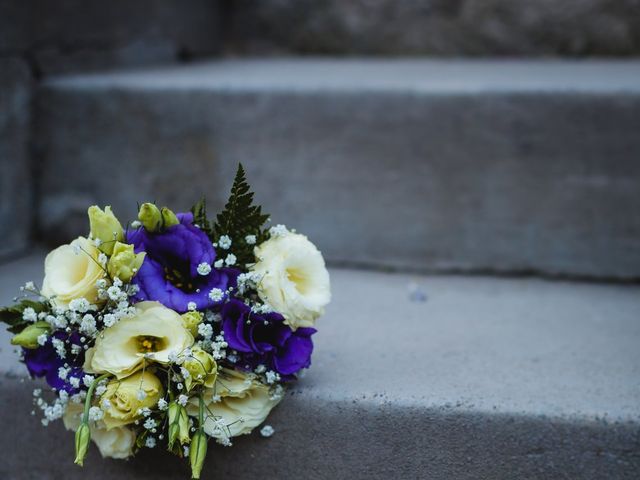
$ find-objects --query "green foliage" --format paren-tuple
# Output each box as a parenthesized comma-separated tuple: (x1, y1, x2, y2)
(212, 164, 270, 265)
(0, 299, 49, 334)
(190, 197, 212, 236)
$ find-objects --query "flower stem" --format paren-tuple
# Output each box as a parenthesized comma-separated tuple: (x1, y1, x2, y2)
(82, 373, 110, 423)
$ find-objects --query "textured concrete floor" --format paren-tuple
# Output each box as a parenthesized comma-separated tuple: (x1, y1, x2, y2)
(1, 252, 639, 478)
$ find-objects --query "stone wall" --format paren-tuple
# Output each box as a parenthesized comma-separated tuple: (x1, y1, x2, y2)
(225, 0, 640, 56)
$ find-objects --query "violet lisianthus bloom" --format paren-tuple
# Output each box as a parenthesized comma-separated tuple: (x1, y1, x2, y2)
(222, 299, 316, 378)
(127, 212, 238, 313)
(24, 331, 84, 393)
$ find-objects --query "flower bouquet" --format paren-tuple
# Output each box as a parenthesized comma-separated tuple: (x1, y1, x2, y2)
(0, 164, 331, 478)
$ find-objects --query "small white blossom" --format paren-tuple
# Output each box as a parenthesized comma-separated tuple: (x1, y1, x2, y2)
(101, 398, 111, 410)
(214, 259, 224, 269)
(131, 220, 142, 229)
(96, 279, 108, 289)
(211, 395, 221, 403)
(98, 253, 108, 266)
(187, 302, 197, 311)
(197, 263, 212, 276)
(180, 367, 191, 379)
(68, 298, 90, 313)
(260, 425, 275, 438)
(79, 314, 97, 336)
(265, 370, 280, 385)
(102, 313, 117, 328)
(218, 235, 232, 250)
(137, 390, 147, 401)
(58, 367, 70, 380)
(269, 224, 288, 237)
(157, 398, 168, 411)
(145, 436, 157, 448)
(178, 395, 189, 407)
(88, 406, 104, 421)
(208, 288, 224, 302)
(37, 334, 48, 346)
(22, 307, 37, 322)
(225, 254, 237, 266)
(245, 234, 256, 245)
(107, 286, 123, 301)
(143, 418, 157, 430)
(69, 377, 81, 388)
(82, 375, 95, 388)
(51, 338, 66, 359)
(198, 323, 213, 340)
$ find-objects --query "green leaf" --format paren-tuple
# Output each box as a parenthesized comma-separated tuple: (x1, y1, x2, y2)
(0, 299, 49, 334)
(190, 196, 211, 236)
(212, 163, 269, 265)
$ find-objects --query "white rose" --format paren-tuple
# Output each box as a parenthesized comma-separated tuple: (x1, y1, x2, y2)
(84, 301, 193, 378)
(41, 237, 107, 308)
(187, 369, 280, 440)
(63, 403, 135, 459)
(252, 231, 331, 330)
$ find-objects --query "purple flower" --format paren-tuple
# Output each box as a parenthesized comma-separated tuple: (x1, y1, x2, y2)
(222, 299, 315, 378)
(127, 212, 239, 313)
(23, 331, 84, 393)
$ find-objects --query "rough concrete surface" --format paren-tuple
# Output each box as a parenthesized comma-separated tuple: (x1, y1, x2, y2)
(35, 59, 640, 279)
(0, 253, 639, 478)
(0, 57, 32, 261)
(226, 0, 640, 56)
(0, 0, 221, 75)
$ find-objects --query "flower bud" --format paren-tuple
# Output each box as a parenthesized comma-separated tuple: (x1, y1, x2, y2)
(11, 321, 51, 349)
(183, 347, 217, 391)
(161, 207, 180, 228)
(190, 431, 208, 479)
(88, 206, 124, 255)
(74, 422, 91, 466)
(167, 402, 190, 449)
(107, 242, 145, 282)
(180, 311, 203, 337)
(138, 203, 162, 232)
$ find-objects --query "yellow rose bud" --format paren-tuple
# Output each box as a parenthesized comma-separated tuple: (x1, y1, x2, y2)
(183, 347, 217, 391)
(100, 371, 163, 429)
(107, 242, 145, 283)
(88, 206, 124, 255)
(138, 203, 162, 231)
(74, 422, 91, 466)
(11, 321, 51, 349)
(180, 311, 203, 337)
(168, 402, 190, 448)
(161, 207, 179, 228)
(190, 430, 208, 480)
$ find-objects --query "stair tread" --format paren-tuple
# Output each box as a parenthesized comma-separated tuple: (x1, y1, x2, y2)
(2, 253, 639, 423)
(44, 58, 640, 94)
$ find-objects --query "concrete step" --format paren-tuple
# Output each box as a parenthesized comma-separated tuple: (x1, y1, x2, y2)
(34, 59, 640, 279)
(1, 0, 221, 75)
(225, 0, 640, 56)
(1, 253, 639, 479)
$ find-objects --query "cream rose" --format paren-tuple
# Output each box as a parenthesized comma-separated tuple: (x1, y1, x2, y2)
(85, 301, 193, 378)
(187, 368, 281, 440)
(252, 230, 331, 330)
(63, 403, 136, 459)
(100, 371, 163, 429)
(41, 236, 107, 307)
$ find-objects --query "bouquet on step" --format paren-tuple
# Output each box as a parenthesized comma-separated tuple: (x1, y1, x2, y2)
(0, 164, 331, 478)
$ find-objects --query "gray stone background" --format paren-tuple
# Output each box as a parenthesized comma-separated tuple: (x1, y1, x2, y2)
(1, 2, 640, 479)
